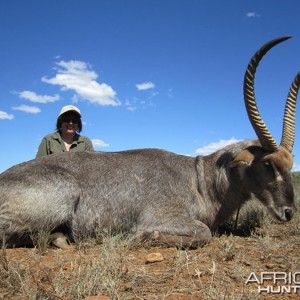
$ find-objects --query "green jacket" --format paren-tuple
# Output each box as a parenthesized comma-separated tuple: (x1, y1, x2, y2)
(36, 131, 94, 158)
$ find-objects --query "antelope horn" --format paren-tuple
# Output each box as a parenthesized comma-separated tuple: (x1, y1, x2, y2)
(244, 36, 292, 151)
(280, 71, 300, 152)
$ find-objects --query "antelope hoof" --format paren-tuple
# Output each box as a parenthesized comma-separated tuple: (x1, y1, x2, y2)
(49, 232, 70, 249)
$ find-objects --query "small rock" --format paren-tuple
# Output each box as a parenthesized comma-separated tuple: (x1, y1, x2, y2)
(145, 252, 164, 263)
(266, 263, 275, 269)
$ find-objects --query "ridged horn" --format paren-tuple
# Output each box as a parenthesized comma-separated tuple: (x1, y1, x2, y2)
(280, 71, 300, 152)
(244, 36, 292, 151)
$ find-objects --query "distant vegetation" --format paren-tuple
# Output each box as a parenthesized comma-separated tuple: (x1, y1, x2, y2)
(293, 172, 300, 202)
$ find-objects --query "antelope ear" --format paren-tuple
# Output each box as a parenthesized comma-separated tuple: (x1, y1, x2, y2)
(229, 150, 255, 168)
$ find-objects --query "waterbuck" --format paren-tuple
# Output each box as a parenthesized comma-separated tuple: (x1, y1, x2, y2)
(0, 36, 299, 248)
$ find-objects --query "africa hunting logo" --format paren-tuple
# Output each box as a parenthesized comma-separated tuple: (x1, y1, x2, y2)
(246, 272, 300, 294)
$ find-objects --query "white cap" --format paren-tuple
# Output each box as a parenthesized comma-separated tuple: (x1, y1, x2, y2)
(59, 105, 81, 117)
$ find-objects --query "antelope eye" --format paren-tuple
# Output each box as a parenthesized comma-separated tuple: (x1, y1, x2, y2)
(263, 160, 274, 171)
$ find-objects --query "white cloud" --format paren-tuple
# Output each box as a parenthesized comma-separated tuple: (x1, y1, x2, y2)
(136, 82, 155, 91)
(124, 95, 155, 111)
(42, 60, 120, 106)
(246, 12, 261, 18)
(196, 138, 241, 156)
(19, 90, 60, 103)
(12, 105, 41, 114)
(0, 111, 14, 120)
(125, 99, 137, 111)
(92, 139, 110, 148)
(292, 163, 300, 172)
(167, 88, 173, 98)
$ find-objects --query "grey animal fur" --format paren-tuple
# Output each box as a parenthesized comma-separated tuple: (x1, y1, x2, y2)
(0, 139, 295, 248)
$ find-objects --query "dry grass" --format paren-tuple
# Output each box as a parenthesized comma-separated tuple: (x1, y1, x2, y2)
(1, 226, 299, 299)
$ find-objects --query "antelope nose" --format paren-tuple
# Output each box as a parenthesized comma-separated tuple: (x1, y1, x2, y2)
(284, 208, 293, 221)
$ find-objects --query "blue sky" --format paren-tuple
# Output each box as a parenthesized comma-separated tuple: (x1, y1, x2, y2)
(1, 0, 300, 172)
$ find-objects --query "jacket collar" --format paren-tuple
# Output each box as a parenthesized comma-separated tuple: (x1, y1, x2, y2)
(53, 131, 83, 144)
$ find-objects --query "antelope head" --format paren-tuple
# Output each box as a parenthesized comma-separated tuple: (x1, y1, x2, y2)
(231, 36, 299, 222)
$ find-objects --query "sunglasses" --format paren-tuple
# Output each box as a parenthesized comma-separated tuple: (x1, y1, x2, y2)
(62, 118, 79, 124)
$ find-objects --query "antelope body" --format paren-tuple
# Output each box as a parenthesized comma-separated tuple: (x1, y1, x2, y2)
(0, 36, 299, 248)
